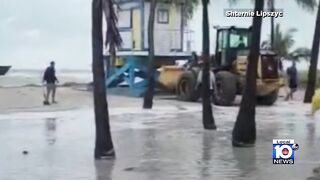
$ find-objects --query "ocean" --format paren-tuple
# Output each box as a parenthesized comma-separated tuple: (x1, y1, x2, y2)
(0, 59, 309, 88)
(0, 69, 92, 88)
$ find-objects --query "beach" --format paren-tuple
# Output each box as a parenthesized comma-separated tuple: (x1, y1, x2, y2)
(0, 69, 206, 114)
(0, 87, 90, 113)
(0, 68, 308, 113)
(0, 69, 92, 113)
(0, 84, 306, 114)
(2, 70, 320, 180)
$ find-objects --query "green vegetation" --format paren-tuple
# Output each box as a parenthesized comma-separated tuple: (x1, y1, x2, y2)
(262, 23, 311, 61)
(298, 70, 320, 88)
(289, 47, 311, 61)
(153, 0, 199, 23)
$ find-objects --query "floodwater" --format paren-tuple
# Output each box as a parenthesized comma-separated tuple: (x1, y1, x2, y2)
(0, 100, 320, 180)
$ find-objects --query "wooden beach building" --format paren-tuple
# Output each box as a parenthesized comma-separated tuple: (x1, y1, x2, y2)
(105, 0, 193, 96)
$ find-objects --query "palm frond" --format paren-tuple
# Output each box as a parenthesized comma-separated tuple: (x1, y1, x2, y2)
(227, 0, 242, 7)
(158, 0, 198, 22)
(288, 47, 311, 61)
(229, 0, 316, 12)
(261, 40, 272, 49)
(183, 0, 199, 21)
(102, 0, 122, 52)
(294, 0, 317, 12)
(269, 23, 298, 58)
(287, 28, 298, 34)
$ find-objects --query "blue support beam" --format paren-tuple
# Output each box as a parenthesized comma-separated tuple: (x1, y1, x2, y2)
(105, 55, 148, 97)
(106, 62, 131, 87)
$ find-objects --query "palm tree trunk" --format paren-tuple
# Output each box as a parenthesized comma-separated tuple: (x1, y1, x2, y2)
(92, 0, 114, 159)
(270, 17, 274, 48)
(201, 0, 216, 130)
(232, 0, 264, 146)
(269, 0, 275, 49)
(143, 0, 157, 109)
(304, 2, 320, 103)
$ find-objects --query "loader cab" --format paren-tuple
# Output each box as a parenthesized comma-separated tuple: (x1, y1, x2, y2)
(214, 26, 252, 70)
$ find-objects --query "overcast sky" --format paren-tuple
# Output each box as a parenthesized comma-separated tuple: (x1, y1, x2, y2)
(0, 0, 317, 70)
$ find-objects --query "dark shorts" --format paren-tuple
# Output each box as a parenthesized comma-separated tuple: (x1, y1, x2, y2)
(46, 83, 56, 93)
(289, 80, 298, 89)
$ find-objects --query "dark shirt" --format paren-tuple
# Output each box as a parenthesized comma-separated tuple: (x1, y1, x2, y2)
(43, 67, 57, 84)
(189, 54, 198, 66)
(279, 60, 283, 71)
(286, 66, 298, 88)
(238, 43, 245, 49)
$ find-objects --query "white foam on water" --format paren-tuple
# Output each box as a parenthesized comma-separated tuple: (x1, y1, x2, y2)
(0, 69, 92, 87)
(109, 106, 201, 116)
(0, 105, 202, 120)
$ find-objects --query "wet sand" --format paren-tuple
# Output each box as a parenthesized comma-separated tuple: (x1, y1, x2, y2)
(0, 87, 92, 113)
(0, 86, 199, 113)
(0, 86, 306, 113)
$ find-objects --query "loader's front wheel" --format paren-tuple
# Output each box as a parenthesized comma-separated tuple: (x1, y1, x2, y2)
(212, 71, 237, 106)
(257, 90, 278, 106)
(176, 71, 199, 102)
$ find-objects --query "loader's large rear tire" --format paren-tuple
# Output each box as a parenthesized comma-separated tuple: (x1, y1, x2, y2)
(176, 71, 199, 102)
(213, 71, 237, 106)
(257, 90, 278, 106)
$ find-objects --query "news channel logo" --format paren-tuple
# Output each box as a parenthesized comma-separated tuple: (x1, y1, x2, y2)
(273, 139, 299, 164)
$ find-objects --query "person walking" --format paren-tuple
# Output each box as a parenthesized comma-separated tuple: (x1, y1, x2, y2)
(196, 57, 217, 97)
(285, 61, 298, 101)
(43, 61, 59, 105)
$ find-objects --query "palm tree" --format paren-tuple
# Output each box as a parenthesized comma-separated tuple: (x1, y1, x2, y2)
(143, 0, 157, 109)
(262, 24, 297, 59)
(267, 0, 275, 48)
(230, 0, 315, 50)
(289, 47, 311, 61)
(232, 0, 264, 147)
(201, 0, 216, 130)
(92, 0, 122, 159)
(304, 1, 320, 103)
(273, 24, 297, 58)
(262, 25, 312, 62)
(267, 0, 315, 48)
(268, 0, 316, 49)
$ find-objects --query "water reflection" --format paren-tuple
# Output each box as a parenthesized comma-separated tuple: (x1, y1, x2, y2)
(45, 118, 56, 145)
(232, 146, 257, 178)
(306, 122, 316, 146)
(199, 131, 214, 179)
(140, 128, 161, 180)
(287, 122, 296, 134)
(94, 160, 115, 180)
